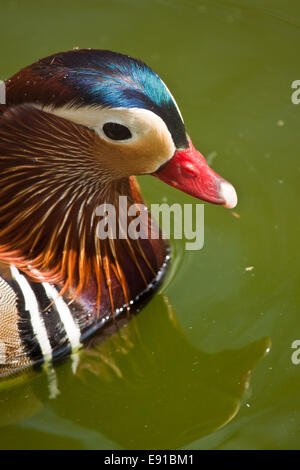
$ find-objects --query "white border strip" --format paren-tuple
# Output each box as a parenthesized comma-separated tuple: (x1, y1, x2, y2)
(42, 282, 81, 351)
(0, 81, 6, 104)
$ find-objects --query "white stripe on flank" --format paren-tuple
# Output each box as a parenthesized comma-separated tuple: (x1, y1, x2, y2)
(10, 265, 53, 361)
(42, 282, 81, 350)
(0, 81, 6, 104)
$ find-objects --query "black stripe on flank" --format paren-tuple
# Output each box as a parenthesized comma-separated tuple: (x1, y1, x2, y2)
(29, 282, 71, 357)
(8, 278, 43, 363)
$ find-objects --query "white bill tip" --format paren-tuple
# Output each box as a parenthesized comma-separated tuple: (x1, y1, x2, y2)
(220, 181, 238, 209)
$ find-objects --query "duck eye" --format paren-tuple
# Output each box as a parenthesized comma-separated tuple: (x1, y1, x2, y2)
(103, 122, 132, 141)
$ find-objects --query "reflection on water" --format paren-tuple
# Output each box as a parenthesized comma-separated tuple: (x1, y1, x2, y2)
(0, 295, 270, 449)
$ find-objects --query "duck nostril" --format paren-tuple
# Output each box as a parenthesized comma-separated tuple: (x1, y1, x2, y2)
(179, 160, 198, 177)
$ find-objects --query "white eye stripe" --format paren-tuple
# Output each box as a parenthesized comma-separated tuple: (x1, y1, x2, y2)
(36, 104, 176, 155)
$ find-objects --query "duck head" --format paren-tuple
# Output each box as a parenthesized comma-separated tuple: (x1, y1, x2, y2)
(6, 49, 237, 208)
(0, 49, 237, 318)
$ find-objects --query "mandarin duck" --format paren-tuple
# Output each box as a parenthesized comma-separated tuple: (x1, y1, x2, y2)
(0, 49, 237, 378)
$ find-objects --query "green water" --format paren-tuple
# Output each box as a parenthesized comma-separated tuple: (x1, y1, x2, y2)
(0, 0, 299, 450)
